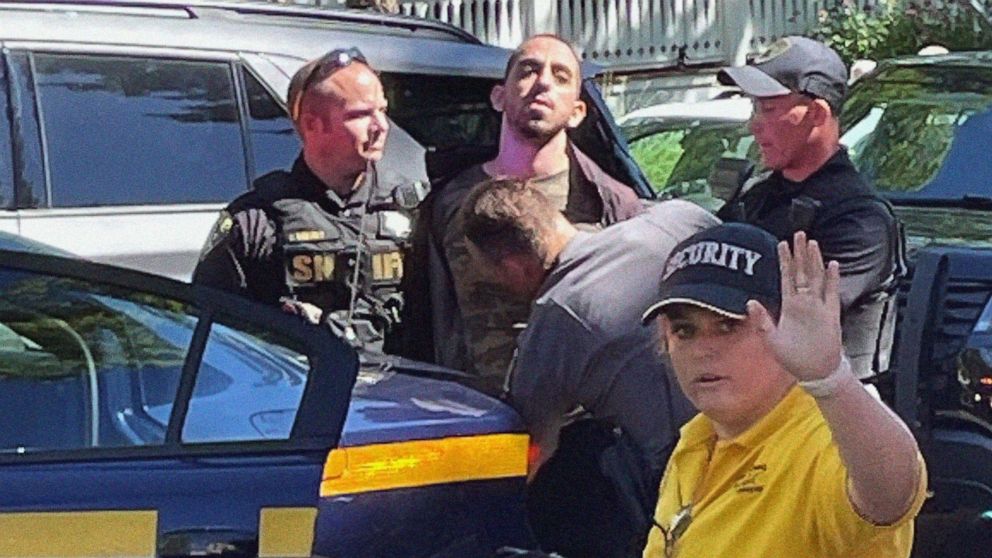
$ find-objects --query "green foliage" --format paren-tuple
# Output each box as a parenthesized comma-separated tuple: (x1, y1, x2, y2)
(812, 0, 992, 64)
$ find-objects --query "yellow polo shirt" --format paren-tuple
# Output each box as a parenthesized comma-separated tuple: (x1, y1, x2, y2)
(643, 385, 927, 558)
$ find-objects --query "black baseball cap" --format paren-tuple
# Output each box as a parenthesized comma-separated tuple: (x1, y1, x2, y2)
(642, 223, 781, 323)
(717, 36, 848, 114)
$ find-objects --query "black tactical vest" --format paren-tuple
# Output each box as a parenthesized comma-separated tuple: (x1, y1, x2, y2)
(721, 173, 907, 380)
(256, 171, 416, 341)
(275, 199, 404, 300)
(795, 194, 906, 379)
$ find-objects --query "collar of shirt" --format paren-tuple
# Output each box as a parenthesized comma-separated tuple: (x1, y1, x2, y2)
(765, 147, 854, 199)
(290, 156, 372, 212)
(677, 384, 816, 454)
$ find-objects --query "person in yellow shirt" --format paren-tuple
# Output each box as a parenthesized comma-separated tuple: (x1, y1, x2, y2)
(641, 223, 927, 558)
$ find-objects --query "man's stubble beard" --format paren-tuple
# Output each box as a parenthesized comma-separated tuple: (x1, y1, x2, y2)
(508, 108, 569, 146)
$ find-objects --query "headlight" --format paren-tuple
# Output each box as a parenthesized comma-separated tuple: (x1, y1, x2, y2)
(958, 348, 992, 396)
(958, 295, 992, 411)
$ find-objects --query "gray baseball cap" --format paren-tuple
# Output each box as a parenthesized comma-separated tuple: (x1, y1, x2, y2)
(717, 36, 848, 113)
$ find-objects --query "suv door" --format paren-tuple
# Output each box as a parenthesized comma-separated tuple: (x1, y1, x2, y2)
(0, 250, 357, 558)
(3, 46, 300, 280)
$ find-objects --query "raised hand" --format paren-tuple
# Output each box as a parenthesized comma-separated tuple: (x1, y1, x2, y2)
(746, 231, 843, 382)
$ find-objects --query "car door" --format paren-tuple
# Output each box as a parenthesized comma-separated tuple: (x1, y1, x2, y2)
(2, 45, 300, 281)
(0, 250, 357, 558)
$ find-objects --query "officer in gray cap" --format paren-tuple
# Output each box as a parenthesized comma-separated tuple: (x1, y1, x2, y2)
(194, 48, 425, 349)
(716, 36, 905, 384)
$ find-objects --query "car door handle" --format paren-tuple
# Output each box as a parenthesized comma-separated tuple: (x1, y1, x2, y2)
(159, 528, 257, 558)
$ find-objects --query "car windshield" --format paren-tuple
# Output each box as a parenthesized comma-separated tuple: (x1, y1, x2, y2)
(840, 62, 992, 250)
(626, 120, 753, 210)
(841, 63, 992, 201)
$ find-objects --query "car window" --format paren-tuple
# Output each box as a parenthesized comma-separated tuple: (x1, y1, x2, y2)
(0, 268, 197, 452)
(841, 65, 992, 197)
(381, 73, 500, 179)
(181, 315, 309, 443)
(0, 59, 13, 209)
(23, 52, 249, 207)
(628, 122, 753, 208)
(381, 73, 499, 152)
(629, 129, 688, 188)
(7, 52, 46, 209)
(243, 68, 300, 179)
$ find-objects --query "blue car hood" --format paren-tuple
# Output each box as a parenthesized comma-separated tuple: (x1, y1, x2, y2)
(340, 368, 526, 447)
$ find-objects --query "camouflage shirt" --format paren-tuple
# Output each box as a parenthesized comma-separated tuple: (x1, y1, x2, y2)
(427, 145, 643, 395)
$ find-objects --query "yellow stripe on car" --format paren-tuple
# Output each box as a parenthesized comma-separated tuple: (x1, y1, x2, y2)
(258, 507, 318, 558)
(320, 433, 528, 497)
(0, 510, 156, 558)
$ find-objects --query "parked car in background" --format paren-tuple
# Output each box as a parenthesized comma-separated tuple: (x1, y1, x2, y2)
(616, 58, 883, 206)
(838, 51, 992, 558)
(618, 94, 752, 210)
(0, 0, 649, 280)
(0, 231, 534, 557)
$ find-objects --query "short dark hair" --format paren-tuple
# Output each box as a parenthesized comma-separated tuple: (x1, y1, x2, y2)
(288, 48, 372, 123)
(503, 34, 582, 82)
(461, 178, 560, 263)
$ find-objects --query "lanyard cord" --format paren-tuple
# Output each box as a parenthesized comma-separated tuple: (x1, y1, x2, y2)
(347, 160, 374, 321)
(655, 436, 717, 557)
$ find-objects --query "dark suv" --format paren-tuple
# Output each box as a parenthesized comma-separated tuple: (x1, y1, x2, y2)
(839, 52, 992, 557)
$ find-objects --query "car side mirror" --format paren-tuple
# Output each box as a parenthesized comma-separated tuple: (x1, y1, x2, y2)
(709, 157, 754, 202)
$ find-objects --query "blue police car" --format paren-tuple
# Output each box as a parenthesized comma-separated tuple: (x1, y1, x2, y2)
(0, 233, 533, 557)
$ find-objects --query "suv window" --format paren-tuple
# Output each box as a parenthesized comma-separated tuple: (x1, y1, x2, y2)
(626, 121, 754, 212)
(629, 124, 753, 190)
(243, 68, 299, 179)
(26, 53, 249, 207)
(382, 73, 500, 177)
(7, 52, 45, 209)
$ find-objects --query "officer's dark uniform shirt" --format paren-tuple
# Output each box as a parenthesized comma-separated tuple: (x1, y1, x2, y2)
(717, 148, 903, 378)
(193, 156, 409, 323)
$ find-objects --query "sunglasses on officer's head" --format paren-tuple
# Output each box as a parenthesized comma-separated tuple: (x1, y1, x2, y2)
(290, 47, 369, 122)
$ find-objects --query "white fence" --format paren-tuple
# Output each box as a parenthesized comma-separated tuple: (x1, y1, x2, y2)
(286, 0, 856, 70)
(396, 0, 840, 70)
(399, 0, 529, 46)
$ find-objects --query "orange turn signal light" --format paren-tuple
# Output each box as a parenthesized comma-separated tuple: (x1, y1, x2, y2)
(320, 433, 529, 497)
